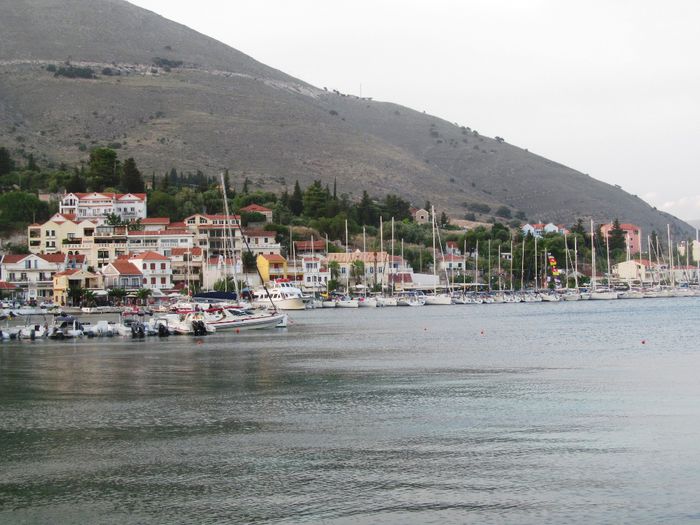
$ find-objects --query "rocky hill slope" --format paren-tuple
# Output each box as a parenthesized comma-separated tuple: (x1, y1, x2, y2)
(0, 0, 691, 237)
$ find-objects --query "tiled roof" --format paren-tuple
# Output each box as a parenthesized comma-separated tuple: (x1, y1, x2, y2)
(243, 229, 276, 237)
(294, 240, 326, 251)
(171, 247, 203, 256)
(240, 203, 272, 213)
(259, 254, 286, 263)
(1, 254, 27, 264)
(72, 192, 146, 201)
(142, 217, 171, 224)
(38, 253, 67, 263)
(108, 260, 142, 275)
(130, 251, 168, 261)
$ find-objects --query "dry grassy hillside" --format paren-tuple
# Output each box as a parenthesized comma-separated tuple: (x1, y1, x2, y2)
(0, 0, 692, 238)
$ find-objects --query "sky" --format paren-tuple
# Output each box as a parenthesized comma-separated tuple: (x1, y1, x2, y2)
(130, 0, 700, 221)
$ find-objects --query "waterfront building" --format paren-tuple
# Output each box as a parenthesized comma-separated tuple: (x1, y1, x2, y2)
(294, 239, 327, 257)
(242, 228, 281, 257)
(59, 192, 147, 221)
(326, 251, 407, 289)
(101, 260, 143, 291)
(301, 256, 330, 292)
(126, 251, 173, 291)
(184, 214, 242, 256)
(0, 252, 84, 301)
(27, 214, 100, 254)
(170, 247, 204, 292)
(257, 254, 288, 283)
(600, 222, 642, 254)
(52, 269, 103, 306)
(410, 208, 430, 224)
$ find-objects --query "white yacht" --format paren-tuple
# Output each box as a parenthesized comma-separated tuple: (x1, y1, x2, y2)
(253, 281, 306, 310)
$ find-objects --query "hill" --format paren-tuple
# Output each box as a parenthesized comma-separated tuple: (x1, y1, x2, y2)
(0, 0, 692, 238)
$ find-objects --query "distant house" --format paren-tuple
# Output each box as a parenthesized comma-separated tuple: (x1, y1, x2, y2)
(294, 239, 327, 257)
(0, 252, 74, 301)
(239, 203, 273, 223)
(522, 222, 569, 238)
(59, 192, 147, 221)
(257, 254, 288, 283)
(411, 208, 430, 224)
(52, 269, 103, 306)
(101, 260, 143, 291)
(600, 222, 641, 254)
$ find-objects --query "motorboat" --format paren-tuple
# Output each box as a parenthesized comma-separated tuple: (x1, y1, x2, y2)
(48, 315, 84, 339)
(397, 291, 425, 306)
(203, 306, 287, 330)
(252, 281, 306, 310)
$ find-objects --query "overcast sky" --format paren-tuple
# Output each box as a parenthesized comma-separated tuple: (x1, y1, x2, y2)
(130, 0, 700, 221)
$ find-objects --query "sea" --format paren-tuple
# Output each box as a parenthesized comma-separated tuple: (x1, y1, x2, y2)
(1, 298, 700, 524)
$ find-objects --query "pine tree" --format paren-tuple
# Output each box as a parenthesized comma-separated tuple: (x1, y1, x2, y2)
(120, 158, 145, 193)
(608, 218, 627, 252)
(0, 147, 13, 176)
(289, 180, 303, 216)
(65, 168, 87, 193)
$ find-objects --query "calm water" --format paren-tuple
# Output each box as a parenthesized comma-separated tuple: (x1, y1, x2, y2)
(1, 299, 700, 524)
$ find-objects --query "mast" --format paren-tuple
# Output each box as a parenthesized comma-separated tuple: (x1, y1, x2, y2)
(590, 219, 596, 291)
(475, 240, 479, 288)
(379, 216, 385, 291)
(497, 243, 502, 291)
(362, 226, 367, 296)
(534, 235, 538, 291)
(391, 217, 395, 295)
(431, 205, 437, 293)
(520, 236, 525, 291)
(509, 239, 514, 291)
(564, 232, 569, 289)
(345, 219, 349, 293)
(574, 235, 579, 289)
(487, 239, 492, 291)
(605, 230, 611, 287)
(667, 224, 674, 287)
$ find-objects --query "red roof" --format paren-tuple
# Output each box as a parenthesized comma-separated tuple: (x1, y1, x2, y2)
(54, 269, 80, 277)
(168, 222, 186, 229)
(295, 240, 326, 251)
(128, 229, 190, 236)
(142, 217, 171, 225)
(38, 253, 67, 263)
(170, 247, 203, 256)
(72, 192, 146, 201)
(130, 251, 168, 261)
(260, 254, 286, 263)
(240, 203, 272, 213)
(108, 260, 142, 275)
(1, 254, 27, 264)
(244, 229, 276, 237)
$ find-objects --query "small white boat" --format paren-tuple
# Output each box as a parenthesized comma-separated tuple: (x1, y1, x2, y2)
(397, 291, 425, 306)
(376, 296, 398, 307)
(423, 293, 452, 305)
(357, 297, 377, 307)
(321, 300, 337, 308)
(336, 296, 359, 308)
(203, 306, 287, 330)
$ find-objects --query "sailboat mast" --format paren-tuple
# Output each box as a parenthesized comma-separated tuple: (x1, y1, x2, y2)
(564, 232, 569, 289)
(391, 217, 395, 295)
(520, 237, 525, 291)
(509, 239, 514, 291)
(574, 235, 579, 289)
(431, 206, 437, 292)
(345, 219, 349, 293)
(591, 219, 596, 290)
(475, 240, 479, 287)
(605, 231, 611, 287)
(534, 235, 538, 291)
(667, 224, 674, 287)
(488, 239, 492, 291)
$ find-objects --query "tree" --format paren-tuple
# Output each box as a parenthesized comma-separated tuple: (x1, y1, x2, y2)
(68, 285, 84, 307)
(328, 260, 340, 281)
(242, 251, 257, 272)
(87, 147, 119, 191)
(105, 213, 124, 226)
(26, 153, 38, 172)
(242, 177, 250, 194)
(136, 287, 152, 306)
(120, 157, 145, 193)
(439, 211, 449, 227)
(355, 190, 377, 226)
(302, 180, 326, 218)
(0, 147, 14, 176)
(495, 206, 512, 219)
(223, 169, 231, 194)
(350, 260, 365, 285)
(81, 290, 96, 307)
(608, 218, 627, 253)
(0, 191, 50, 233)
(65, 168, 87, 193)
(107, 287, 126, 306)
(289, 180, 303, 216)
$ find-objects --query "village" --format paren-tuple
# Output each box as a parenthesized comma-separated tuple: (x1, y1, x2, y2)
(1, 191, 698, 307)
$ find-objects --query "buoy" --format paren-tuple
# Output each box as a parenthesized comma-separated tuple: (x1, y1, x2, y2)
(480, 330, 485, 336)
(235, 328, 240, 334)
(641, 339, 646, 345)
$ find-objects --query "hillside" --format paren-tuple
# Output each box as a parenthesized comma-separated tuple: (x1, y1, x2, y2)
(0, 0, 692, 238)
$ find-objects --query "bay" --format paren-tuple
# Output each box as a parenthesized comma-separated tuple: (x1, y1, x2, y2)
(1, 298, 700, 524)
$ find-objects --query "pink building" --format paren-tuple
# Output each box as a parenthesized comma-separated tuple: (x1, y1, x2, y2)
(600, 222, 642, 255)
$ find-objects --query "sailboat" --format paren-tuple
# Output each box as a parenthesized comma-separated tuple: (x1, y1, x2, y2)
(589, 220, 618, 300)
(423, 206, 452, 305)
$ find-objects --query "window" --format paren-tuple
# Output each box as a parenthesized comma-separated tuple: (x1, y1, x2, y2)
(160, 277, 166, 284)
(160, 263, 166, 270)
(151, 277, 156, 284)
(142, 263, 147, 270)
(150, 263, 155, 270)
(143, 278, 147, 284)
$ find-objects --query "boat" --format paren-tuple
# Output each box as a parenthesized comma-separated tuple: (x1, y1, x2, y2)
(336, 296, 359, 308)
(357, 296, 377, 307)
(252, 280, 306, 310)
(171, 312, 216, 335)
(396, 291, 425, 306)
(48, 315, 84, 339)
(203, 306, 287, 330)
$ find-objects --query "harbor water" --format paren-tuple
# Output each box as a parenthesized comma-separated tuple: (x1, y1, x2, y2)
(1, 298, 700, 523)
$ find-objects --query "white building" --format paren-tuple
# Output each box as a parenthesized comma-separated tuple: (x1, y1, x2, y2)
(127, 251, 173, 290)
(0, 252, 83, 301)
(59, 192, 147, 221)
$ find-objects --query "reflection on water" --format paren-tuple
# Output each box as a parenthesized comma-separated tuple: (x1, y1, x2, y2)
(2, 299, 700, 523)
